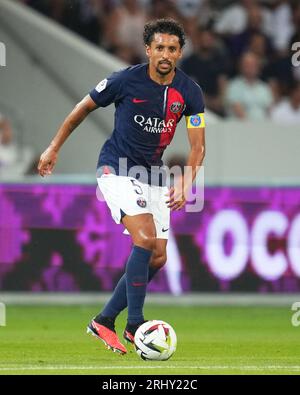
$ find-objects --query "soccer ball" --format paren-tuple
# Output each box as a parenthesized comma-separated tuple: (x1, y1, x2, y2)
(134, 320, 177, 361)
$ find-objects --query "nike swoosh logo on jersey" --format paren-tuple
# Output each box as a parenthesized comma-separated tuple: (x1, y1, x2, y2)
(162, 228, 169, 232)
(132, 98, 148, 103)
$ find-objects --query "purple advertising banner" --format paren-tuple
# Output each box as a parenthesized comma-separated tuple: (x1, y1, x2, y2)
(0, 184, 300, 293)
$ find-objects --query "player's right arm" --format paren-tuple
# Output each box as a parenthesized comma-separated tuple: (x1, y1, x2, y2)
(38, 68, 127, 177)
(38, 95, 97, 177)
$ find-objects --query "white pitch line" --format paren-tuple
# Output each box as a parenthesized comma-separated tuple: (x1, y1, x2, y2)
(1, 365, 300, 371)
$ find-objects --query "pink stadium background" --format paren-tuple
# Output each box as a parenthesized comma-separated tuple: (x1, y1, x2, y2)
(1, 184, 299, 293)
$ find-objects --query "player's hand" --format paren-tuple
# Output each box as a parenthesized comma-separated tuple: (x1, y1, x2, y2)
(165, 178, 188, 211)
(38, 146, 58, 177)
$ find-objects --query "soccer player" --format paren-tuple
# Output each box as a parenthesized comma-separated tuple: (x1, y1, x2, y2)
(38, 19, 205, 355)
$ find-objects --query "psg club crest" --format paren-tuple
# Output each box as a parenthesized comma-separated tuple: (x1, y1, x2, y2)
(137, 197, 147, 208)
(170, 101, 183, 113)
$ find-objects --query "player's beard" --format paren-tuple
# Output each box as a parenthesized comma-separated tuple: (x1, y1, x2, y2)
(156, 61, 173, 76)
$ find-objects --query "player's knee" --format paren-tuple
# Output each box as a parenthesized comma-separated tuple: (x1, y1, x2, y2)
(151, 253, 167, 269)
(134, 234, 156, 251)
(129, 215, 157, 251)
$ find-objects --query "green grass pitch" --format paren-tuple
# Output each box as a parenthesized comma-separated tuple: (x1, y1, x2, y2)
(1, 304, 300, 375)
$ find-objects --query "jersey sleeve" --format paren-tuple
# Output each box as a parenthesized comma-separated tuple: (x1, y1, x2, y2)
(184, 80, 206, 128)
(89, 68, 128, 107)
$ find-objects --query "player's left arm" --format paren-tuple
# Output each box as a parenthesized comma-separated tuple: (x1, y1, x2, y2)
(167, 119, 205, 211)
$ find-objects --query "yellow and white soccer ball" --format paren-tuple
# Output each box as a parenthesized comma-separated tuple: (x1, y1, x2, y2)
(134, 320, 177, 361)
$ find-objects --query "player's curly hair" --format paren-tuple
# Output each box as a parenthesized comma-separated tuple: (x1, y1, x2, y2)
(143, 19, 186, 48)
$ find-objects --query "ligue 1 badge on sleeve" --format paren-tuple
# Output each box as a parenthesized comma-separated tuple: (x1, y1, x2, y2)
(96, 78, 108, 93)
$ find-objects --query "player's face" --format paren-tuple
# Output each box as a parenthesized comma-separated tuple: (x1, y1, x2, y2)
(146, 33, 182, 76)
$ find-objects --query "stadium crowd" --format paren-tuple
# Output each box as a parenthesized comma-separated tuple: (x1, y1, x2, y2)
(20, 0, 300, 122)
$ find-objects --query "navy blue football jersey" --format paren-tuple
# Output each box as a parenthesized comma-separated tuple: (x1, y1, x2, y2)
(90, 63, 205, 185)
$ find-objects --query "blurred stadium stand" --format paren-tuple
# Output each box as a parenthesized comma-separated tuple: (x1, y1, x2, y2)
(0, 0, 299, 184)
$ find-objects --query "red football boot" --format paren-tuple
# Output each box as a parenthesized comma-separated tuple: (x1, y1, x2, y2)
(87, 319, 127, 355)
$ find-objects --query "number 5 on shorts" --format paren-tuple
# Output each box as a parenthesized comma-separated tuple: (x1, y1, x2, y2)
(130, 179, 143, 195)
